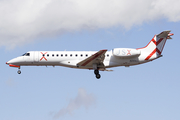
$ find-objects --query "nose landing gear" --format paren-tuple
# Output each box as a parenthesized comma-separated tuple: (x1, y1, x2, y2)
(17, 67, 21, 74)
(17, 70, 21, 74)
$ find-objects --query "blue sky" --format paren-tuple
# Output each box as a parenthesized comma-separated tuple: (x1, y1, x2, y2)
(1, 0, 180, 120)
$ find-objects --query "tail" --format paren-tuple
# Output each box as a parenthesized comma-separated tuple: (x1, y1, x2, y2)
(137, 30, 174, 61)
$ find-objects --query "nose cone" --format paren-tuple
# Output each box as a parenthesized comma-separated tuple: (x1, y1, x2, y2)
(6, 61, 10, 65)
(6, 57, 24, 65)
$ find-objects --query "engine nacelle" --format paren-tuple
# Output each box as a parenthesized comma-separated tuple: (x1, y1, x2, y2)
(112, 48, 141, 58)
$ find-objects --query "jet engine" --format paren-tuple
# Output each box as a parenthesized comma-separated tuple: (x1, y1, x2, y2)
(112, 48, 141, 58)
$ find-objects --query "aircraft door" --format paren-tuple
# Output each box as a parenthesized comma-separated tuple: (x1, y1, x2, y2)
(34, 51, 39, 62)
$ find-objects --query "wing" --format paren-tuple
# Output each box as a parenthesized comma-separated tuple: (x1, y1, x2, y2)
(77, 49, 107, 68)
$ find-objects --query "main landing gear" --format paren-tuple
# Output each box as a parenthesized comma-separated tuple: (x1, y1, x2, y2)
(94, 69, 101, 79)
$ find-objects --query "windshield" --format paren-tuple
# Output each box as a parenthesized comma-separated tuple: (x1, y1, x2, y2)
(22, 53, 26, 56)
(22, 53, 30, 56)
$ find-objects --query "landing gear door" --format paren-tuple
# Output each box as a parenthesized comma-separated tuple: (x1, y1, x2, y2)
(34, 51, 39, 62)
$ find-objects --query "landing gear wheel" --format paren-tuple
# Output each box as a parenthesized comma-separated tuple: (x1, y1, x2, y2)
(96, 74, 101, 79)
(17, 70, 21, 74)
(94, 69, 99, 74)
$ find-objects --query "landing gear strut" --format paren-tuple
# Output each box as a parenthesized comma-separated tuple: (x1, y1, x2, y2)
(93, 64, 101, 79)
(94, 69, 101, 79)
(17, 68, 21, 74)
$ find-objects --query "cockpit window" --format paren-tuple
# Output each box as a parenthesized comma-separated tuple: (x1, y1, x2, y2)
(22, 53, 30, 56)
(26, 53, 30, 56)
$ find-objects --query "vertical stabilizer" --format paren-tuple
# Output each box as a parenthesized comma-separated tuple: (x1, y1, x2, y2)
(137, 31, 173, 61)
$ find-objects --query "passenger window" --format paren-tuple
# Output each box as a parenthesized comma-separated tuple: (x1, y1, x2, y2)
(81, 54, 83, 57)
(70, 54, 72, 57)
(61, 54, 63, 57)
(65, 54, 67, 57)
(47, 54, 49, 57)
(86, 54, 88, 57)
(57, 54, 59, 57)
(52, 54, 54, 57)
(75, 54, 78, 57)
(107, 54, 109, 57)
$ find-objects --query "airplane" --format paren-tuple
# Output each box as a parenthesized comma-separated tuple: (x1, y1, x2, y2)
(6, 31, 173, 79)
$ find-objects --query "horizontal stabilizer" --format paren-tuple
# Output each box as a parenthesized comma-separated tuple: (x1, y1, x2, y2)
(167, 36, 172, 39)
(157, 30, 171, 38)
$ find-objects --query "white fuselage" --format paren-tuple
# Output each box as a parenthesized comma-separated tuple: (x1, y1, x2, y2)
(7, 49, 154, 70)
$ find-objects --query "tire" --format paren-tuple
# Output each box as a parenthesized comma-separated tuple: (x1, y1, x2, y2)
(17, 70, 21, 74)
(94, 70, 99, 75)
(96, 74, 101, 79)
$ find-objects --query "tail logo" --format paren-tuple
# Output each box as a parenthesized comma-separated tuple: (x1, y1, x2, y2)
(127, 50, 131, 55)
(145, 37, 165, 60)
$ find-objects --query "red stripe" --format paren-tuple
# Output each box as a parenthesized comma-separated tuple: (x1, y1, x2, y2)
(145, 38, 165, 60)
(156, 48, 161, 55)
(136, 36, 156, 50)
(137, 36, 165, 50)
(40, 57, 47, 61)
(81, 50, 106, 66)
(40, 57, 43, 61)
(156, 38, 164, 45)
(9, 64, 20, 68)
(152, 39, 156, 45)
(160, 39, 167, 53)
(145, 49, 156, 60)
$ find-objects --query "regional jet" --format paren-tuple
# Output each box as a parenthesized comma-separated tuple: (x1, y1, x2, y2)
(6, 31, 173, 79)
